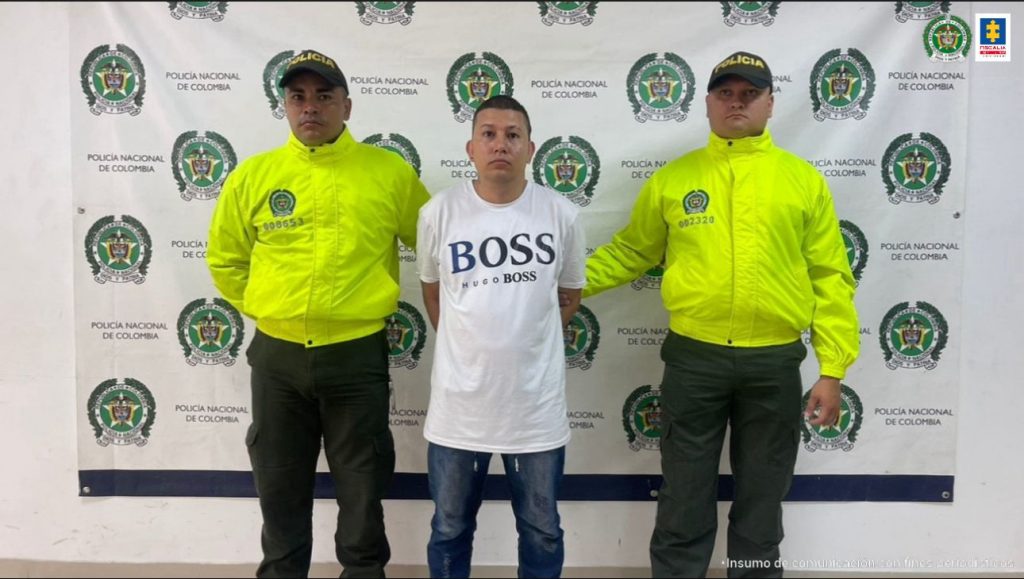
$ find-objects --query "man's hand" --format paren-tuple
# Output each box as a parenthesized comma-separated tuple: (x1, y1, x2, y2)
(558, 287, 582, 328)
(421, 281, 440, 331)
(558, 290, 571, 308)
(804, 376, 841, 426)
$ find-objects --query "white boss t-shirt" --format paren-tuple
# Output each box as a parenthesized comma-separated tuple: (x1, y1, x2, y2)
(417, 180, 586, 453)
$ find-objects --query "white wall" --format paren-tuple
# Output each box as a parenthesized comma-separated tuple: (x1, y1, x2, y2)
(1, 1, 1020, 573)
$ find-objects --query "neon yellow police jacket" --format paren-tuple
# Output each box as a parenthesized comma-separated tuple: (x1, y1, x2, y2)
(585, 130, 859, 378)
(206, 128, 430, 347)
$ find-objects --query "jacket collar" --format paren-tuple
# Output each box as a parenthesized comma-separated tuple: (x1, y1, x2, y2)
(287, 125, 355, 160)
(707, 128, 774, 157)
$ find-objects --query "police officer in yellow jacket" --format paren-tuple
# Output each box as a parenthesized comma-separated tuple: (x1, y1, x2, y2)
(585, 51, 858, 577)
(207, 49, 430, 578)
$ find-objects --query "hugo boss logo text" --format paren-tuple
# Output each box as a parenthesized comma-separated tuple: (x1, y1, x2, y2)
(448, 233, 555, 274)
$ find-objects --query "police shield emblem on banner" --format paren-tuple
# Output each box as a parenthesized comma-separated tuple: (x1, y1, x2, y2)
(168, 1, 228, 21)
(880, 301, 949, 370)
(177, 298, 244, 366)
(924, 14, 972, 62)
(538, 2, 597, 26)
(447, 52, 515, 122)
(87, 378, 157, 447)
(171, 131, 236, 201)
(810, 48, 875, 121)
(387, 301, 427, 370)
(356, 2, 415, 26)
(627, 53, 695, 123)
(564, 304, 600, 370)
(533, 135, 601, 207)
(881, 132, 950, 204)
(623, 385, 662, 451)
(84, 215, 152, 285)
(894, 1, 948, 23)
(721, 2, 779, 27)
(81, 44, 146, 116)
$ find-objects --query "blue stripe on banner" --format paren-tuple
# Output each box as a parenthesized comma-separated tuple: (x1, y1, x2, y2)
(78, 471, 954, 502)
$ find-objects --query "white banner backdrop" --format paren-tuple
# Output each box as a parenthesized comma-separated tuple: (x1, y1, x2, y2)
(73, 1, 967, 502)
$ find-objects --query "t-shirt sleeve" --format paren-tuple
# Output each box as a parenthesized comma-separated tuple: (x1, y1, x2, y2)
(416, 201, 440, 283)
(558, 211, 587, 289)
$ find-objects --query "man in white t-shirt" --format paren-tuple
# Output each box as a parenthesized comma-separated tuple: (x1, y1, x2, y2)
(417, 95, 586, 579)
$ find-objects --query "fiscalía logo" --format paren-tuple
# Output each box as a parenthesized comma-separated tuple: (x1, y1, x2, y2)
(721, 1, 780, 26)
(924, 14, 972, 62)
(85, 215, 152, 285)
(894, 1, 948, 23)
(839, 219, 869, 285)
(623, 384, 662, 451)
(177, 298, 244, 366)
(533, 135, 601, 207)
(81, 44, 146, 116)
(538, 1, 597, 26)
(682, 190, 710, 215)
(168, 1, 228, 21)
(810, 48, 875, 121)
(801, 383, 863, 452)
(387, 301, 427, 370)
(447, 52, 515, 123)
(976, 14, 1010, 62)
(263, 50, 296, 119)
(881, 132, 950, 204)
(564, 304, 600, 370)
(357, 2, 414, 26)
(172, 130, 236, 201)
(631, 263, 664, 290)
(87, 378, 156, 447)
(627, 53, 695, 123)
(880, 301, 948, 370)
(268, 189, 297, 217)
(364, 133, 422, 177)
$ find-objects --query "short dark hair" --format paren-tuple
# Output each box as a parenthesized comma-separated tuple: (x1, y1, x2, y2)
(472, 95, 532, 136)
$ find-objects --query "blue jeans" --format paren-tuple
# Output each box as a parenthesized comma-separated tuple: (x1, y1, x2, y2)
(426, 442, 565, 578)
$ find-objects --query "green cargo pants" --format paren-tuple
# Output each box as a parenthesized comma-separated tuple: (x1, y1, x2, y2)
(650, 332, 807, 578)
(246, 329, 395, 578)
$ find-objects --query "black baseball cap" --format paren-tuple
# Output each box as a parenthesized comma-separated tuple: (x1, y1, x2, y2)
(707, 51, 773, 92)
(278, 49, 349, 93)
